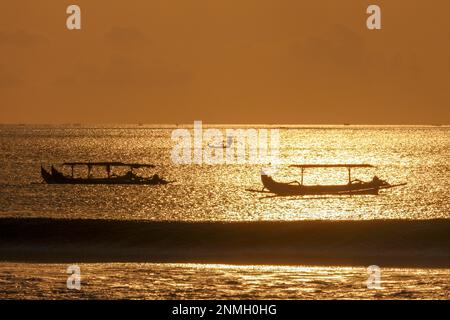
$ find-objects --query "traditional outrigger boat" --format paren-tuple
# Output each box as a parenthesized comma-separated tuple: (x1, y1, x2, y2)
(252, 164, 406, 196)
(41, 162, 171, 185)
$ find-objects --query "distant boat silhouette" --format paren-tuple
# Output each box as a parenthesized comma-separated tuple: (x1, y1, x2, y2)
(208, 136, 233, 149)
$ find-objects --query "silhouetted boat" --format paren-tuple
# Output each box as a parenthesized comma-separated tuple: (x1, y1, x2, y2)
(250, 164, 406, 196)
(41, 162, 171, 185)
(208, 136, 233, 149)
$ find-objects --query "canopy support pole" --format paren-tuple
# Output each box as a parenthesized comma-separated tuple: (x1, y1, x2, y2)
(301, 168, 304, 185)
(348, 168, 351, 184)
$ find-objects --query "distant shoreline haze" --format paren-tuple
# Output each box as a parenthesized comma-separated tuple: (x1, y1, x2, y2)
(0, 123, 449, 126)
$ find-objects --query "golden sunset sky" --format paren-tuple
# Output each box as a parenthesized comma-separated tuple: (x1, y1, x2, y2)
(0, 1, 449, 124)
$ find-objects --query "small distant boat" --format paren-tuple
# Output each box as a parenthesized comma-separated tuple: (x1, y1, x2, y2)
(208, 136, 233, 149)
(250, 164, 406, 196)
(41, 162, 171, 185)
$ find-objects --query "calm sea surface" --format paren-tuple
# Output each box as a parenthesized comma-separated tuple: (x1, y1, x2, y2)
(0, 124, 449, 299)
(1, 124, 449, 221)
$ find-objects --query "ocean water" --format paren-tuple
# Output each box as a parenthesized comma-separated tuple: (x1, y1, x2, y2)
(0, 263, 449, 300)
(0, 124, 449, 299)
(0, 124, 449, 221)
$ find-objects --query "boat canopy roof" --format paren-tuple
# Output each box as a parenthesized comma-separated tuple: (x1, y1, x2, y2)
(63, 162, 155, 168)
(289, 164, 374, 169)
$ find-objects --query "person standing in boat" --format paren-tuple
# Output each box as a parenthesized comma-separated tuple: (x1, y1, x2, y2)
(372, 175, 389, 187)
(151, 174, 161, 183)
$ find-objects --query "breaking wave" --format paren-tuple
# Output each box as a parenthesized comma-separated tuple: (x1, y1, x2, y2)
(0, 218, 449, 267)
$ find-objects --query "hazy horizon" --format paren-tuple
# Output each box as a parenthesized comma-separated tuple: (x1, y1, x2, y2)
(1, 122, 449, 126)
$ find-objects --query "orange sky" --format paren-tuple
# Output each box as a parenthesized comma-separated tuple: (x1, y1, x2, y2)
(0, 0, 449, 124)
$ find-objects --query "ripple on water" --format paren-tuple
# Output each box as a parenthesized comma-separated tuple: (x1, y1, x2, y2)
(0, 263, 448, 299)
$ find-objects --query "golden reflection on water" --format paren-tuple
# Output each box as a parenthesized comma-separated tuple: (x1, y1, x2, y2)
(0, 262, 448, 299)
(2, 126, 449, 221)
(0, 126, 448, 300)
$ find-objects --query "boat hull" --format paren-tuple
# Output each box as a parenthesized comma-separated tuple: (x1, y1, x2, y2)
(261, 174, 379, 196)
(41, 166, 169, 185)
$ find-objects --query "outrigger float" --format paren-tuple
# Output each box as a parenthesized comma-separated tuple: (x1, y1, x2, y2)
(41, 162, 171, 185)
(248, 164, 406, 196)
